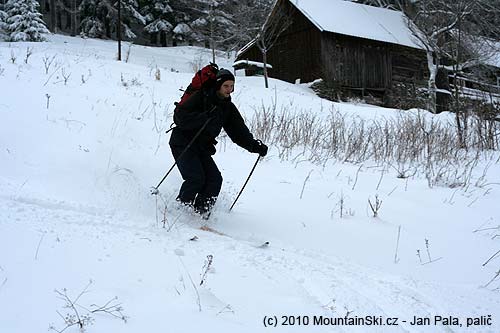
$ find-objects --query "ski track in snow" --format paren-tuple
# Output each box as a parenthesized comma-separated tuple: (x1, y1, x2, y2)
(1, 194, 498, 333)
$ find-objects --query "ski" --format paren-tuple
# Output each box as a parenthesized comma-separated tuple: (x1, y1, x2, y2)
(199, 225, 225, 236)
(195, 226, 270, 248)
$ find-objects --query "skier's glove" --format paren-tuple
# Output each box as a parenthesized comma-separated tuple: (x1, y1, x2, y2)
(252, 140, 268, 157)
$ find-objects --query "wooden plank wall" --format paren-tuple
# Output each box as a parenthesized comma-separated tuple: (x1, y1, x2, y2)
(236, 0, 322, 83)
(390, 45, 427, 85)
(321, 33, 391, 90)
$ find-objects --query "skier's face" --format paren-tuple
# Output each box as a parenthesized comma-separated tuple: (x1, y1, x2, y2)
(217, 80, 234, 98)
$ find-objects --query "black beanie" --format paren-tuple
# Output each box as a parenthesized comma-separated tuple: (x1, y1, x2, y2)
(215, 69, 235, 90)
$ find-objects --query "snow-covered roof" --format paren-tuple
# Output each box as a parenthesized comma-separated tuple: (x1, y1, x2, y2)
(232, 59, 273, 69)
(290, 0, 424, 49)
(470, 40, 500, 69)
(236, 38, 257, 58)
(446, 31, 500, 69)
(482, 52, 500, 69)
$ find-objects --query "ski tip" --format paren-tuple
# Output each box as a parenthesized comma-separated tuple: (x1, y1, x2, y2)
(199, 225, 226, 236)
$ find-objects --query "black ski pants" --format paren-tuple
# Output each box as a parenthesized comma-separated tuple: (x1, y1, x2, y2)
(170, 145, 222, 212)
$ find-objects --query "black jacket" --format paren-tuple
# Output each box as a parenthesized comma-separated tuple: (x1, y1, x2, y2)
(169, 90, 256, 155)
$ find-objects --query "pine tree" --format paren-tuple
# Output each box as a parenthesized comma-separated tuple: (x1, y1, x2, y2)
(169, 0, 194, 45)
(167, 0, 271, 50)
(190, 0, 236, 60)
(118, 0, 146, 39)
(0, 7, 7, 38)
(142, 0, 174, 45)
(79, 0, 107, 38)
(4, 0, 49, 42)
(79, 0, 145, 39)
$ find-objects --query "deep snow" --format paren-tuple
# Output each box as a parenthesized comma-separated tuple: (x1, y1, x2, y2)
(1, 35, 499, 333)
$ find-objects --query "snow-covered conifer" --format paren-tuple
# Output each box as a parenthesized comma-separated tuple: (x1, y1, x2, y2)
(4, 0, 49, 42)
(142, 0, 174, 45)
(79, 0, 106, 38)
(189, 0, 235, 59)
(119, 0, 146, 39)
(172, 22, 192, 45)
(80, 0, 145, 40)
(0, 8, 8, 39)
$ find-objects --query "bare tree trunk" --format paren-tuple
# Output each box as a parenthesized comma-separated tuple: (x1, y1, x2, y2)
(209, 2, 216, 64)
(254, 0, 293, 88)
(453, 40, 465, 148)
(117, 0, 121, 61)
(262, 48, 269, 88)
(452, 13, 469, 149)
(455, 108, 464, 147)
(70, 0, 76, 36)
(425, 50, 437, 113)
(160, 32, 166, 47)
(56, 5, 62, 31)
(210, 33, 215, 64)
(49, 0, 56, 32)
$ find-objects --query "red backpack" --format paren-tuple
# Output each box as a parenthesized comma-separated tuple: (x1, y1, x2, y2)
(175, 63, 219, 107)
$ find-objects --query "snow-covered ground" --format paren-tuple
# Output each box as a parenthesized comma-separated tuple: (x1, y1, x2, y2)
(1, 35, 499, 333)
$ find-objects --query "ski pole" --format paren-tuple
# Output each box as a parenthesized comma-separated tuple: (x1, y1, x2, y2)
(151, 113, 213, 195)
(229, 154, 261, 211)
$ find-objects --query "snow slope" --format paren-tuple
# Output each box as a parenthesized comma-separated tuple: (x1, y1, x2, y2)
(1, 35, 499, 333)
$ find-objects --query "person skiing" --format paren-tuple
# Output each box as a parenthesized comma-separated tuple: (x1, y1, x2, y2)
(169, 68, 268, 217)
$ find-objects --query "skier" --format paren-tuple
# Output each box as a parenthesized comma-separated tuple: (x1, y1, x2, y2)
(169, 69, 268, 217)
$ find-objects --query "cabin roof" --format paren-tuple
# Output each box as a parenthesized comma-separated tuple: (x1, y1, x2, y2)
(290, 0, 424, 49)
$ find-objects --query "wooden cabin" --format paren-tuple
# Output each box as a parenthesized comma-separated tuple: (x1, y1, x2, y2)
(236, 0, 429, 108)
(436, 37, 500, 111)
(453, 43, 500, 97)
